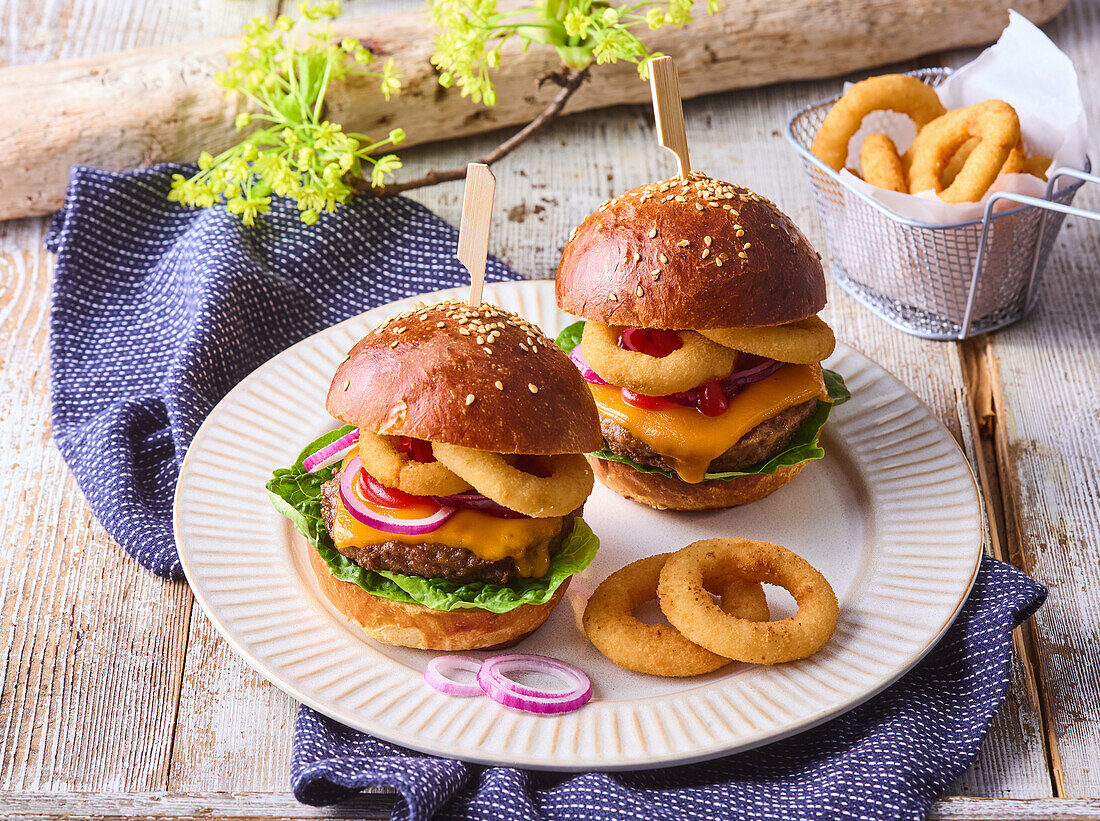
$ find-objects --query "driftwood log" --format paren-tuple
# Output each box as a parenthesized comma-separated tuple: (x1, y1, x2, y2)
(0, 0, 1068, 220)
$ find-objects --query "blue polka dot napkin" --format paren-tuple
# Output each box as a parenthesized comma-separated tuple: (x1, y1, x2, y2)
(48, 165, 1046, 821)
(47, 164, 519, 579)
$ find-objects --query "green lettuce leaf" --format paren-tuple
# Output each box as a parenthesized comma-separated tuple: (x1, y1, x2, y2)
(266, 431, 600, 613)
(555, 320, 585, 355)
(553, 318, 851, 483)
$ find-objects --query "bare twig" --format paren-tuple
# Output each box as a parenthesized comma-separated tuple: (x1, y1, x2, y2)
(369, 66, 590, 196)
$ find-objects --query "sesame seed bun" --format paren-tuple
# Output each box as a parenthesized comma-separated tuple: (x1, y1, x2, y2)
(555, 172, 826, 329)
(326, 299, 603, 455)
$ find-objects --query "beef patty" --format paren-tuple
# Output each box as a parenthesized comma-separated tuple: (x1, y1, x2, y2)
(601, 398, 818, 476)
(320, 475, 576, 584)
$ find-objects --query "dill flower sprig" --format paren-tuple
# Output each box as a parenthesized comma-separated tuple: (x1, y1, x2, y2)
(429, 0, 721, 105)
(169, 1, 404, 226)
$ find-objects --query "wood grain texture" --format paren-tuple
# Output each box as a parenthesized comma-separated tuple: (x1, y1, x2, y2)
(0, 218, 193, 791)
(1, 792, 1099, 820)
(0, 0, 1093, 808)
(0, 0, 1069, 219)
(980, 0, 1100, 798)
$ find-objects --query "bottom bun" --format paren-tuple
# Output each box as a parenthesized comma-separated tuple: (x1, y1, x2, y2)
(590, 457, 807, 511)
(308, 543, 568, 650)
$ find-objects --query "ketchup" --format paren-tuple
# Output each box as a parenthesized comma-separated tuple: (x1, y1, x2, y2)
(359, 471, 432, 508)
(618, 327, 683, 358)
(399, 436, 435, 463)
(621, 389, 671, 411)
(696, 379, 729, 417)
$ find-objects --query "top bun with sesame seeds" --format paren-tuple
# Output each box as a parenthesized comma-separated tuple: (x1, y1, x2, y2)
(326, 299, 603, 455)
(555, 172, 826, 329)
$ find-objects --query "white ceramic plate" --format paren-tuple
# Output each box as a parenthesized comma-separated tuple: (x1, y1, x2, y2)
(175, 280, 983, 771)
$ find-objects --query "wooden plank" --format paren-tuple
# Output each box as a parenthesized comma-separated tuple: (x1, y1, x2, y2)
(0, 0, 1069, 219)
(0, 792, 1097, 821)
(975, 0, 1100, 798)
(0, 0, 280, 796)
(0, 218, 194, 791)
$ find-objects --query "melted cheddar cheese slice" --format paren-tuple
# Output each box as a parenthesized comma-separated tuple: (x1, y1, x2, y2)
(590, 364, 829, 484)
(329, 474, 563, 578)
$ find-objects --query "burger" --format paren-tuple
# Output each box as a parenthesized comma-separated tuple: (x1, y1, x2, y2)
(555, 172, 850, 511)
(267, 299, 603, 650)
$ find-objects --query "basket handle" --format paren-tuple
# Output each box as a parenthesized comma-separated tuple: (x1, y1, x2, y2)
(961, 167, 1100, 339)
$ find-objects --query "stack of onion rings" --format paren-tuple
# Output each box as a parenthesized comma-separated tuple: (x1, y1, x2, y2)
(432, 443, 593, 518)
(357, 430, 471, 496)
(582, 552, 770, 677)
(657, 538, 838, 665)
(908, 101, 1021, 203)
(581, 321, 737, 395)
(699, 316, 835, 364)
(810, 74, 947, 171)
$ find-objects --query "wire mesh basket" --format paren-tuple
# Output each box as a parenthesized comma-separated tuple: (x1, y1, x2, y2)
(786, 67, 1098, 340)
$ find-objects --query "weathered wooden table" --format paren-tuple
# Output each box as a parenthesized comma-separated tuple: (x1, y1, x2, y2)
(2, 1, 1098, 818)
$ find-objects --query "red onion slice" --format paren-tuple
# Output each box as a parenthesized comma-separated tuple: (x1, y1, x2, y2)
(424, 655, 484, 698)
(432, 491, 529, 519)
(339, 456, 455, 535)
(477, 653, 592, 714)
(569, 346, 609, 386)
(302, 428, 360, 473)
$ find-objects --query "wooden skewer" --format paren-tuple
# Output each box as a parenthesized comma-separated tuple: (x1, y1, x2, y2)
(456, 163, 497, 308)
(648, 56, 691, 179)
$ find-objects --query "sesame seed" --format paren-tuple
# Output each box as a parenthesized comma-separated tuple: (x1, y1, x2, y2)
(695, 203, 704, 211)
(610, 293, 619, 302)
(701, 248, 710, 259)
(436, 321, 445, 328)
(659, 253, 668, 264)
(459, 328, 470, 336)
(736, 230, 745, 238)
(528, 384, 539, 394)
(715, 258, 724, 267)
(648, 227, 658, 238)
(636, 285, 644, 297)
(483, 347, 492, 354)
(494, 381, 503, 390)
(650, 268, 661, 278)
(678, 239, 690, 247)
(743, 242, 752, 249)
(704, 235, 713, 247)
(465, 394, 476, 406)
(389, 340, 400, 348)
(738, 251, 749, 259)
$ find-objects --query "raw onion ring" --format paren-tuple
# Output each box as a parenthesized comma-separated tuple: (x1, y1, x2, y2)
(582, 553, 770, 677)
(477, 654, 591, 714)
(657, 538, 838, 665)
(424, 655, 484, 697)
(357, 429, 471, 496)
(811, 74, 946, 171)
(859, 133, 907, 193)
(432, 443, 593, 518)
(581, 321, 737, 395)
(908, 100, 1021, 203)
(698, 316, 835, 364)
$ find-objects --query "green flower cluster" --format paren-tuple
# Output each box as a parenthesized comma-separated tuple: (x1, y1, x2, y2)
(429, 0, 721, 105)
(169, 1, 405, 225)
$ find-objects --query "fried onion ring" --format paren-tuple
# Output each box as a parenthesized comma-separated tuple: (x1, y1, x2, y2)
(581, 321, 737, 395)
(942, 138, 1025, 186)
(432, 443, 593, 518)
(657, 538, 838, 664)
(1025, 153, 1052, 181)
(811, 74, 947, 171)
(357, 429, 471, 496)
(859, 133, 907, 192)
(583, 553, 770, 677)
(908, 100, 1021, 203)
(698, 316, 835, 364)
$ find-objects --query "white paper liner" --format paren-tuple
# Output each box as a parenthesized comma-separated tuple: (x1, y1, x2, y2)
(838, 10, 1089, 223)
